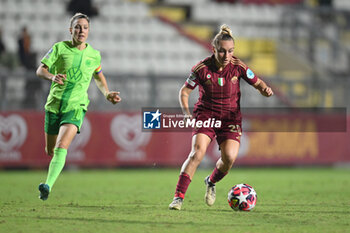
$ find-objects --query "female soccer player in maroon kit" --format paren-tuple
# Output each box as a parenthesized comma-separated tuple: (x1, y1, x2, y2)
(169, 24, 273, 210)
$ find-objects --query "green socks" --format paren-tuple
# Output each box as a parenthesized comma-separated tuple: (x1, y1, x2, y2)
(45, 147, 67, 189)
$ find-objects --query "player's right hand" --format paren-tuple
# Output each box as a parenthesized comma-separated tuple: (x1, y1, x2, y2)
(51, 74, 66, 85)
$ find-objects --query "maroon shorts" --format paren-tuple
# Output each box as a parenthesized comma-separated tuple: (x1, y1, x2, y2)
(192, 114, 242, 145)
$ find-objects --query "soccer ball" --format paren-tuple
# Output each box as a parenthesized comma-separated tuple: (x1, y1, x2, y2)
(228, 184, 257, 211)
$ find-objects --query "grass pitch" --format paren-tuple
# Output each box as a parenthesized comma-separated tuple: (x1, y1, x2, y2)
(0, 168, 349, 233)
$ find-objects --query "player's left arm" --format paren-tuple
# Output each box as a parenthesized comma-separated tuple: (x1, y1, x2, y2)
(93, 71, 121, 104)
(253, 78, 274, 97)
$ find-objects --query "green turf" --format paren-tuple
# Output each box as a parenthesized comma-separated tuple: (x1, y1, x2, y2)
(0, 168, 349, 233)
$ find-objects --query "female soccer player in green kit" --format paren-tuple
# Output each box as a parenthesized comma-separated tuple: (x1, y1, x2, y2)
(36, 13, 121, 200)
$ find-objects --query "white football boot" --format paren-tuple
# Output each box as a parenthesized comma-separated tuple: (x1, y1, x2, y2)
(204, 176, 216, 206)
(168, 197, 184, 210)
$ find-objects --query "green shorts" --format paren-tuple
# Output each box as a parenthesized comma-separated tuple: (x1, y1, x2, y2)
(45, 109, 86, 135)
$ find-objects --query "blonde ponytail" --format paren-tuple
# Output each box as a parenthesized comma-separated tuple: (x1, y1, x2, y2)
(212, 24, 234, 49)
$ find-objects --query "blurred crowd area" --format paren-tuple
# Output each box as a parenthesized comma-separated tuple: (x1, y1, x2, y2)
(0, 0, 349, 111)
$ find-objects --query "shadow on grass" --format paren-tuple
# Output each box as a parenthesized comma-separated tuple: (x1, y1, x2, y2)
(42, 203, 350, 217)
(57, 203, 238, 213)
(57, 203, 350, 213)
(8, 215, 243, 227)
(256, 210, 350, 214)
(256, 203, 350, 214)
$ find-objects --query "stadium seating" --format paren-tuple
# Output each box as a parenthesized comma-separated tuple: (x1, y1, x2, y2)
(2, 0, 347, 110)
(0, 0, 285, 110)
(0, 0, 283, 76)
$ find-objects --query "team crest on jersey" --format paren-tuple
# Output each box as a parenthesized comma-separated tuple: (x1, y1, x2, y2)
(85, 59, 92, 66)
(218, 77, 225, 86)
(231, 76, 238, 84)
(67, 67, 83, 83)
(206, 74, 211, 79)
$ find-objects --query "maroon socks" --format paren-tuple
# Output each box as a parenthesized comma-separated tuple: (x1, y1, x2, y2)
(209, 167, 227, 183)
(174, 172, 191, 199)
(173, 167, 227, 199)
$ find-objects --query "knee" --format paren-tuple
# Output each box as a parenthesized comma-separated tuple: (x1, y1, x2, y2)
(55, 141, 66, 149)
(188, 144, 206, 163)
(55, 138, 70, 150)
(222, 153, 237, 166)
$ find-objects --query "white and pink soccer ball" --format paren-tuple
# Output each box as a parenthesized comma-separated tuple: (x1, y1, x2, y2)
(228, 184, 257, 211)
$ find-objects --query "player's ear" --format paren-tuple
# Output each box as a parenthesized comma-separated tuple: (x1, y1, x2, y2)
(69, 27, 72, 34)
(212, 46, 216, 54)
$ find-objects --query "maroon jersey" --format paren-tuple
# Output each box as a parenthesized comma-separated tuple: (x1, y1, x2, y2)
(185, 55, 258, 122)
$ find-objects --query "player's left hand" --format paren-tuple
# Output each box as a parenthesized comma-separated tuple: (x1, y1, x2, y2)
(106, 91, 122, 104)
(260, 87, 274, 97)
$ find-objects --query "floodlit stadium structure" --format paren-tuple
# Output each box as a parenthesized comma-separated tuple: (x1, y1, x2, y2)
(0, 0, 349, 111)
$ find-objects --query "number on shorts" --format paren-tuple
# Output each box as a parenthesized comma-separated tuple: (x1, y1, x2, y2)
(228, 124, 242, 135)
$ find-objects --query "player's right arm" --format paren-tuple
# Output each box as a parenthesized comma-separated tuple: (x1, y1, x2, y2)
(36, 63, 66, 85)
(37, 43, 66, 85)
(180, 69, 200, 119)
(179, 84, 193, 118)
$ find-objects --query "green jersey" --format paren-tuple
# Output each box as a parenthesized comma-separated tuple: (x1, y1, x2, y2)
(41, 41, 101, 114)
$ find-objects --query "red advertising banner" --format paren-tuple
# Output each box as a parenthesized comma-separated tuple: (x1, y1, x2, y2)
(0, 111, 349, 168)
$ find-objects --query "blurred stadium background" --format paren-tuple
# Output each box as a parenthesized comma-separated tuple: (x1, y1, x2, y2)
(0, 0, 349, 168)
